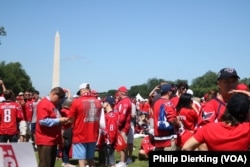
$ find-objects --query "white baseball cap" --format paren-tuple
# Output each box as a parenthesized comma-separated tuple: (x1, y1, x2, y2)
(77, 83, 90, 95)
(186, 89, 193, 96)
(79, 83, 90, 90)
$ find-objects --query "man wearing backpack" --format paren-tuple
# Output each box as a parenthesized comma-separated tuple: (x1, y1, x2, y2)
(153, 83, 180, 151)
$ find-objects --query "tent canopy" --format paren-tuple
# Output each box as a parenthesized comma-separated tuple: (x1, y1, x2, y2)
(136, 93, 144, 101)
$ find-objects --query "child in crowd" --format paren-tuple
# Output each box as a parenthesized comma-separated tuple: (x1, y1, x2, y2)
(99, 96, 118, 167)
(60, 97, 75, 167)
(135, 112, 149, 134)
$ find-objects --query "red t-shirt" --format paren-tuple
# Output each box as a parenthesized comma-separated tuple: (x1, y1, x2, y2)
(61, 108, 71, 130)
(69, 95, 102, 143)
(117, 97, 131, 135)
(142, 102, 150, 113)
(140, 135, 155, 154)
(153, 98, 177, 148)
(194, 122, 250, 151)
(177, 130, 193, 148)
(179, 108, 198, 131)
(0, 101, 23, 135)
(198, 98, 226, 127)
(170, 96, 179, 109)
(36, 97, 62, 146)
(22, 100, 33, 122)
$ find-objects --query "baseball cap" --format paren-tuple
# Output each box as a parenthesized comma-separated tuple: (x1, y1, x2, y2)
(118, 86, 128, 93)
(217, 68, 239, 80)
(227, 93, 250, 121)
(160, 83, 172, 94)
(18, 92, 24, 96)
(77, 83, 90, 95)
(236, 83, 249, 91)
(103, 96, 115, 106)
(186, 89, 193, 96)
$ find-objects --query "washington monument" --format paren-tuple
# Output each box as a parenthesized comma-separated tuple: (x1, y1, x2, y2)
(52, 31, 60, 88)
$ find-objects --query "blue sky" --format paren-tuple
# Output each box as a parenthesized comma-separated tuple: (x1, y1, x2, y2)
(1, 0, 250, 96)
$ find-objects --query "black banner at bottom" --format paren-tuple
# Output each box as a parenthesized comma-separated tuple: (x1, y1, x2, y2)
(149, 151, 250, 167)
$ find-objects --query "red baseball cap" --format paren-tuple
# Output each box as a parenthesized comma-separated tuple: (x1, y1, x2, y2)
(236, 83, 249, 91)
(118, 86, 128, 93)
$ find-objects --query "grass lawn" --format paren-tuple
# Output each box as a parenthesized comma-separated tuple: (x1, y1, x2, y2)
(36, 137, 149, 167)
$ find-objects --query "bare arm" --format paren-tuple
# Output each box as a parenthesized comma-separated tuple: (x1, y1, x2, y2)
(228, 89, 250, 97)
(149, 85, 160, 97)
(0, 79, 6, 92)
(182, 136, 201, 151)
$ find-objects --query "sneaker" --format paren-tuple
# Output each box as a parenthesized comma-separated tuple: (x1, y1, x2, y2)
(62, 163, 76, 167)
(126, 157, 133, 164)
(116, 161, 127, 167)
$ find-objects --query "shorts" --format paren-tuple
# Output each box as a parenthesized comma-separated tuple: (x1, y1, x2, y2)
(72, 142, 96, 160)
(19, 121, 27, 135)
(0, 134, 18, 143)
(127, 125, 134, 144)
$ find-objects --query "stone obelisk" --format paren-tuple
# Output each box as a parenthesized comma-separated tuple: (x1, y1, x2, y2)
(52, 31, 60, 88)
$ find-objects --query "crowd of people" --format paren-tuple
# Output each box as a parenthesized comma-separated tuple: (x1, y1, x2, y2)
(0, 67, 250, 167)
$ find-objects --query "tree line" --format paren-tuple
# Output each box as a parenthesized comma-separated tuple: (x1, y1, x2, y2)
(1, 62, 250, 99)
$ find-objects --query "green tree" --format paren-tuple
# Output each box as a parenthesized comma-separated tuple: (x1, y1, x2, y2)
(190, 71, 218, 97)
(0, 61, 35, 95)
(129, 84, 148, 98)
(129, 78, 168, 99)
(0, 26, 6, 45)
(239, 77, 250, 86)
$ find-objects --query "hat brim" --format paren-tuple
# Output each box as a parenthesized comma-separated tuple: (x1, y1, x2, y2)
(218, 75, 240, 80)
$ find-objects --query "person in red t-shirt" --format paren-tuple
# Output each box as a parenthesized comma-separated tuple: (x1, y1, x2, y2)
(138, 129, 155, 160)
(197, 68, 239, 150)
(141, 99, 150, 113)
(116, 86, 132, 167)
(36, 87, 68, 167)
(60, 97, 75, 167)
(170, 82, 188, 109)
(99, 96, 118, 167)
(20, 90, 33, 142)
(67, 83, 102, 167)
(183, 93, 250, 151)
(0, 89, 23, 142)
(175, 93, 199, 148)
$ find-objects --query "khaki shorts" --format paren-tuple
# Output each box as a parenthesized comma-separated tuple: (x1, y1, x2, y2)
(19, 121, 31, 135)
(156, 138, 180, 151)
